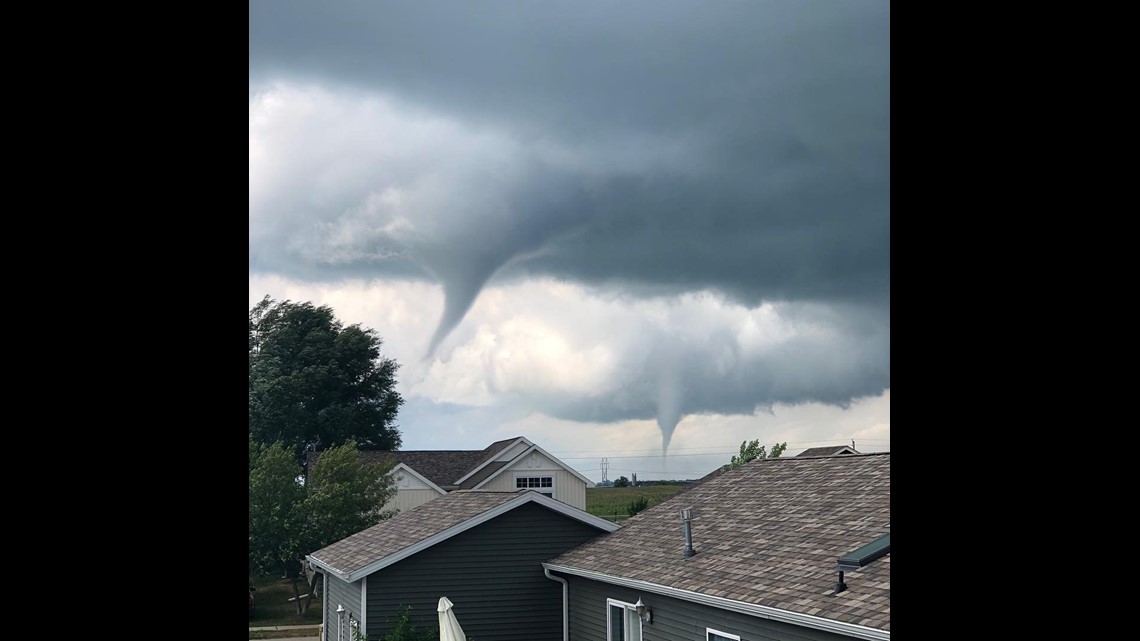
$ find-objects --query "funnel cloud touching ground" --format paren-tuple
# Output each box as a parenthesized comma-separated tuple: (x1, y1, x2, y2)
(249, 2, 890, 466)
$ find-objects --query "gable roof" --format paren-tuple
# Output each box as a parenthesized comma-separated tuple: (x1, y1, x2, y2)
(389, 462, 446, 494)
(307, 489, 620, 582)
(546, 453, 890, 639)
(797, 445, 861, 457)
(453, 436, 528, 486)
(306, 436, 589, 490)
(474, 442, 596, 489)
(367, 450, 488, 488)
(457, 461, 509, 489)
(306, 449, 486, 490)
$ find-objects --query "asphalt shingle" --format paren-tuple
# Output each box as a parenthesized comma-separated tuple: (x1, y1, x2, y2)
(797, 445, 861, 457)
(548, 453, 890, 632)
(309, 490, 529, 575)
(305, 437, 525, 489)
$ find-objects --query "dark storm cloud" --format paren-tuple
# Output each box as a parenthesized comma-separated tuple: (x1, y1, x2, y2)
(248, 1, 890, 437)
(249, 0, 888, 300)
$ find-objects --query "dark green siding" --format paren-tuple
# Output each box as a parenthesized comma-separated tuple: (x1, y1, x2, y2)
(364, 501, 606, 641)
(564, 574, 858, 641)
(325, 573, 363, 641)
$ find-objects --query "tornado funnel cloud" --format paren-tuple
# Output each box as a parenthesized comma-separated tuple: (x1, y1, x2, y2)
(426, 276, 487, 358)
(422, 251, 505, 359)
(655, 360, 683, 456)
(657, 414, 681, 457)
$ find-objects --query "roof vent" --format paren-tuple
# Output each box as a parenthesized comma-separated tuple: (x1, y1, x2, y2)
(680, 507, 696, 558)
(832, 533, 890, 595)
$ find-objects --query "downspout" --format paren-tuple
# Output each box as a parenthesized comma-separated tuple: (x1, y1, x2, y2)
(544, 566, 569, 641)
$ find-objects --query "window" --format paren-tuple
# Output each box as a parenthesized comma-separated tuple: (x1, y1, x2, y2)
(707, 628, 741, 641)
(607, 599, 642, 641)
(515, 475, 554, 498)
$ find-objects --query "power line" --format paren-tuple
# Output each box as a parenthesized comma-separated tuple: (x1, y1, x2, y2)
(560, 452, 736, 460)
(550, 438, 889, 456)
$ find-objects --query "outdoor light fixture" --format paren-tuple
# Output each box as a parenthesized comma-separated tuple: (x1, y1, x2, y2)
(635, 597, 651, 624)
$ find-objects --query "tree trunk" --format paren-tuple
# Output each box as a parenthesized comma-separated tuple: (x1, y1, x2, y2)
(291, 577, 303, 615)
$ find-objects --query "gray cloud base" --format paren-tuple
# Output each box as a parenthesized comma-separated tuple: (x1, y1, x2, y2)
(249, 1, 891, 441)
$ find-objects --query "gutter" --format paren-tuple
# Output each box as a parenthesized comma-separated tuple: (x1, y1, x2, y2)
(542, 563, 889, 641)
(306, 554, 350, 582)
(543, 567, 569, 641)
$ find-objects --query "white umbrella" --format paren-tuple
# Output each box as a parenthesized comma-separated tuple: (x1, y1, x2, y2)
(438, 597, 467, 641)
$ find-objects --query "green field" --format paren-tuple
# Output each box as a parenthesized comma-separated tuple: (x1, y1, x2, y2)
(586, 484, 690, 521)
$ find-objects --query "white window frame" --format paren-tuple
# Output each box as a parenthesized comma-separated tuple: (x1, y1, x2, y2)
(707, 628, 742, 641)
(606, 598, 643, 641)
(514, 472, 555, 498)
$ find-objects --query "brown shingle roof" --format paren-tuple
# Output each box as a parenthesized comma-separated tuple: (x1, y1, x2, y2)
(361, 450, 487, 488)
(458, 461, 509, 489)
(548, 453, 890, 632)
(479, 437, 524, 461)
(306, 438, 526, 490)
(797, 445, 861, 457)
(309, 490, 528, 577)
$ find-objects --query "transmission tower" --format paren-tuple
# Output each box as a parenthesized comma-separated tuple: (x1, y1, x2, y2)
(600, 458, 609, 484)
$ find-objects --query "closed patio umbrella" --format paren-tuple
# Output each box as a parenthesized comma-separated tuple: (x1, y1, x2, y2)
(438, 597, 466, 641)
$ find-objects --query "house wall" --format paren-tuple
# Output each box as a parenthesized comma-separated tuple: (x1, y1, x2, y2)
(363, 501, 607, 641)
(480, 451, 587, 510)
(324, 573, 363, 641)
(382, 467, 445, 513)
(383, 488, 442, 514)
(562, 574, 857, 641)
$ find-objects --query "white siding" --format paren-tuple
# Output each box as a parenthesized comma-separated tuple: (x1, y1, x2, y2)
(393, 468, 433, 490)
(383, 488, 442, 514)
(480, 452, 587, 510)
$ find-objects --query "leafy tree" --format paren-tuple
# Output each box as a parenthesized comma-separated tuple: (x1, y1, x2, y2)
(729, 439, 787, 469)
(249, 438, 397, 578)
(249, 436, 307, 577)
(301, 440, 397, 554)
(249, 296, 404, 462)
(614, 475, 630, 488)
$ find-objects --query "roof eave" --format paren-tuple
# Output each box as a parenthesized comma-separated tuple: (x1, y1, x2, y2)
(472, 443, 596, 489)
(542, 564, 889, 641)
(453, 437, 530, 485)
(323, 492, 619, 583)
(306, 554, 350, 583)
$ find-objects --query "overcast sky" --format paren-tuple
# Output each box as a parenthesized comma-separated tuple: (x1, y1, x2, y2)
(249, 1, 890, 480)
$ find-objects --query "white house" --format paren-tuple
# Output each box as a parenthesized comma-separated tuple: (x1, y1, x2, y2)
(308, 436, 594, 512)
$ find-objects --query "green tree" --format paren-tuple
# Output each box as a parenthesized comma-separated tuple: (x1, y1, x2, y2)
(729, 439, 787, 469)
(301, 440, 398, 554)
(249, 296, 404, 461)
(249, 438, 397, 578)
(249, 436, 307, 577)
(614, 475, 630, 488)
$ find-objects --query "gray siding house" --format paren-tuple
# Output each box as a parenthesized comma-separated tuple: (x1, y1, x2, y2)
(545, 453, 891, 641)
(307, 489, 619, 641)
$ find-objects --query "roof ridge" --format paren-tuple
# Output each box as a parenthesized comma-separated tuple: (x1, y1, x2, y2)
(759, 451, 890, 462)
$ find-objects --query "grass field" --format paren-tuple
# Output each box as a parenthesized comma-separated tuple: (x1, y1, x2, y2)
(586, 484, 690, 521)
(249, 575, 323, 628)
